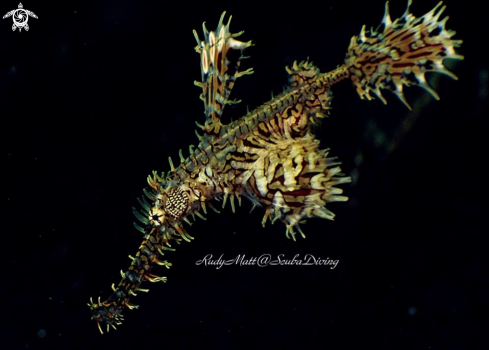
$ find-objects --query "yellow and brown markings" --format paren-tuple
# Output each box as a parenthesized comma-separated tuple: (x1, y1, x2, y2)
(165, 188, 189, 220)
(193, 12, 253, 134)
(90, 2, 462, 332)
(344, 1, 463, 107)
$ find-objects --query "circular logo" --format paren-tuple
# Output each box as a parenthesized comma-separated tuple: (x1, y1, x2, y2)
(13, 9, 28, 27)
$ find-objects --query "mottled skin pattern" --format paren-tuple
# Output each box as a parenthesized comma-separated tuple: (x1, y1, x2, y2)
(88, 1, 462, 333)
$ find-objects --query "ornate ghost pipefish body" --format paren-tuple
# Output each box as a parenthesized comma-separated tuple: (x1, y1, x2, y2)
(88, 1, 463, 333)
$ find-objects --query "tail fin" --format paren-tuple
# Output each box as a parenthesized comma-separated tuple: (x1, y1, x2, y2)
(345, 1, 463, 109)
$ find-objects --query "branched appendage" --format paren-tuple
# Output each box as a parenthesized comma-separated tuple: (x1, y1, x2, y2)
(87, 219, 175, 334)
(89, 169, 213, 333)
(343, 0, 463, 108)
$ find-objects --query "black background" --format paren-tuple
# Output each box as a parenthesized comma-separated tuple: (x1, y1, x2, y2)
(3, 0, 487, 349)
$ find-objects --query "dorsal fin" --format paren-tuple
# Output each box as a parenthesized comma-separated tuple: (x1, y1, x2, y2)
(193, 12, 254, 135)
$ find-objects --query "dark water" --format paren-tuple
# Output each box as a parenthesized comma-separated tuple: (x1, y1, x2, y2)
(3, 0, 487, 349)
